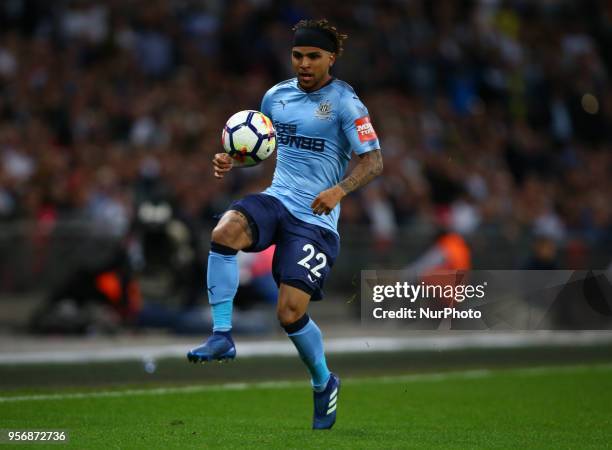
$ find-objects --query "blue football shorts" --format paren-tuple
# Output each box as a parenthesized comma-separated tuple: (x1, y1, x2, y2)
(228, 193, 340, 301)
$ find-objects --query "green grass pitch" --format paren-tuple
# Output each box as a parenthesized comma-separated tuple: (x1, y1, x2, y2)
(1, 364, 611, 449)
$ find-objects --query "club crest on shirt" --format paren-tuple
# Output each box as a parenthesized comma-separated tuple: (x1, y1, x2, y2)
(315, 100, 333, 120)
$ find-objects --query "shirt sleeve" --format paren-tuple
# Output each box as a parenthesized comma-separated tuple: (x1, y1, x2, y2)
(260, 89, 274, 120)
(340, 93, 380, 155)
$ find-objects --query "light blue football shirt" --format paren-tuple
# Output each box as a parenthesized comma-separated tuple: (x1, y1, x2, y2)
(260, 77, 380, 236)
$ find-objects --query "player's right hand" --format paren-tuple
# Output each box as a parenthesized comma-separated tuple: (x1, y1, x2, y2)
(213, 153, 233, 179)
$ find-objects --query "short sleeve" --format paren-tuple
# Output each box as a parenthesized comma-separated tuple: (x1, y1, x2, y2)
(260, 89, 274, 120)
(340, 94, 380, 155)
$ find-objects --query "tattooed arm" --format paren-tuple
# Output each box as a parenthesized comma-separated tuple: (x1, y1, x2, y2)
(338, 149, 384, 195)
(311, 149, 383, 215)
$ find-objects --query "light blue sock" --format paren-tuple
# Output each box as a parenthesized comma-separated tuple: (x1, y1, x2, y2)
(207, 250, 238, 332)
(287, 319, 331, 391)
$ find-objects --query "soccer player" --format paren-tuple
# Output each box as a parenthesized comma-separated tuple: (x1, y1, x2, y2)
(188, 18, 383, 429)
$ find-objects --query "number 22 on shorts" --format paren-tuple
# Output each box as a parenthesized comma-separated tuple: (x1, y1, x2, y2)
(297, 244, 327, 282)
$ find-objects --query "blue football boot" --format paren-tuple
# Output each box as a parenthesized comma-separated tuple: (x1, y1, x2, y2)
(187, 332, 236, 363)
(312, 373, 340, 430)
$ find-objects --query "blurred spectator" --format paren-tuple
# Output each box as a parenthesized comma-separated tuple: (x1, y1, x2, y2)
(0, 0, 609, 279)
(29, 241, 141, 334)
(523, 235, 560, 270)
(404, 228, 472, 280)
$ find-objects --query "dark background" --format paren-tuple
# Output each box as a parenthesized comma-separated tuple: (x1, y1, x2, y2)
(0, 0, 610, 308)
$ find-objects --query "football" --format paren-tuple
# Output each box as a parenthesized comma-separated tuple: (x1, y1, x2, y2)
(221, 110, 277, 166)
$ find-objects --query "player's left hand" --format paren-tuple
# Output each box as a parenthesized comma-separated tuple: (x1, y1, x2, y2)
(311, 186, 346, 215)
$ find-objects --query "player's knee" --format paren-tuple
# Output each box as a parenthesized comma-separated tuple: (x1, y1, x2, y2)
(211, 225, 237, 248)
(211, 213, 250, 250)
(277, 304, 302, 326)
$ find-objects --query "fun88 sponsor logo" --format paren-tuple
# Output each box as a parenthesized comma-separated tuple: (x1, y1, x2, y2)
(274, 121, 326, 152)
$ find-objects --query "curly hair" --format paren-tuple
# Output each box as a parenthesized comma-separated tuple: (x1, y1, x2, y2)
(292, 19, 348, 57)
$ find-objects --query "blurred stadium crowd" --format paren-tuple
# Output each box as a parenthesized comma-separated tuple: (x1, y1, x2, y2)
(0, 0, 611, 270)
